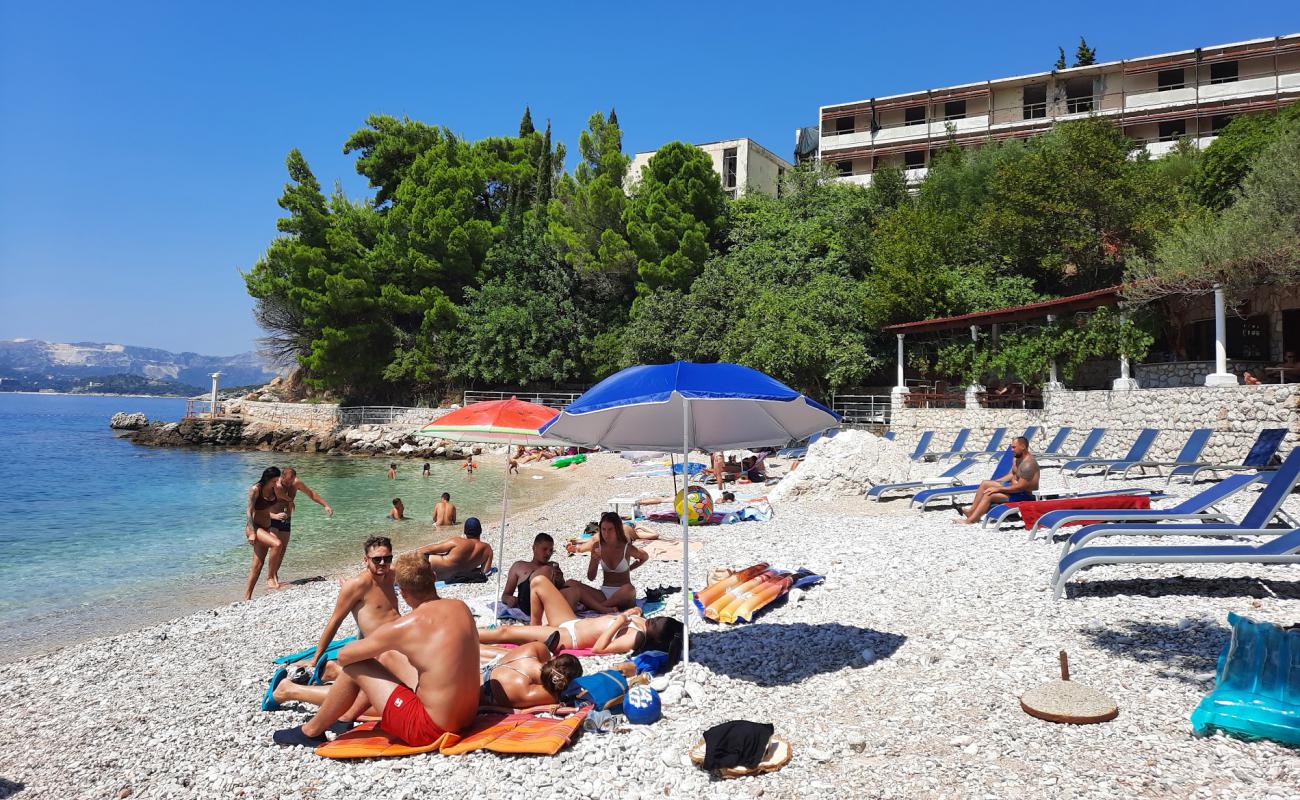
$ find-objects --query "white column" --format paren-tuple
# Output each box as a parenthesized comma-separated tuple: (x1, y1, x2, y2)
(1045, 314, 1064, 391)
(891, 334, 908, 410)
(1111, 313, 1139, 390)
(965, 324, 984, 408)
(209, 372, 222, 418)
(1205, 284, 1238, 386)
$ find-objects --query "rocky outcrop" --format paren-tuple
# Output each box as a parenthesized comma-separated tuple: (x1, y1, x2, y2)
(109, 411, 148, 430)
(123, 416, 483, 457)
(769, 428, 911, 502)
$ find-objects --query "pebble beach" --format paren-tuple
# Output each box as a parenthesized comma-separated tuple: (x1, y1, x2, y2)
(2, 445, 1299, 800)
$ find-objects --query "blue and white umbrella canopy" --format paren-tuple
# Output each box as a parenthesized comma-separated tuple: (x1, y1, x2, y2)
(542, 361, 840, 665)
(540, 361, 840, 451)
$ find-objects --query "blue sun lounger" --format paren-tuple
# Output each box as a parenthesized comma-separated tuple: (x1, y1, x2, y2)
(1036, 427, 1073, 460)
(911, 448, 1016, 510)
(906, 431, 936, 461)
(1107, 428, 1213, 479)
(913, 429, 969, 461)
(1064, 428, 1159, 479)
(1167, 428, 1288, 484)
(1033, 471, 1266, 540)
(981, 486, 1168, 529)
(1038, 427, 1105, 468)
(1051, 450, 1300, 598)
(939, 428, 1006, 461)
(867, 458, 979, 502)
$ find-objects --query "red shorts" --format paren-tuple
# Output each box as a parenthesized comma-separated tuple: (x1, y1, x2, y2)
(380, 685, 446, 746)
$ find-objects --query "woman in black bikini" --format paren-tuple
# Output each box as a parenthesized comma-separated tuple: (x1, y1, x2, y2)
(478, 642, 582, 711)
(244, 467, 286, 600)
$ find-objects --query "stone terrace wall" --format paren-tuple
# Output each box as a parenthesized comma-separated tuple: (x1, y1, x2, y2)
(226, 401, 341, 434)
(888, 385, 1300, 466)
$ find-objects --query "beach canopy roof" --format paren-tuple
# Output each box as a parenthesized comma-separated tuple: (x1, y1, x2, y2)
(540, 361, 841, 452)
(881, 286, 1123, 335)
(415, 397, 563, 446)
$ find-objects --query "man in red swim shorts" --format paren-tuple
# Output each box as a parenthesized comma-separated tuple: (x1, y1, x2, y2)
(273, 553, 481, 748)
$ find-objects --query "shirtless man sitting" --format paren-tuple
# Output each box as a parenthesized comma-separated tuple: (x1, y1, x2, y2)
(273, 553, 481, 748)
(418, 517, 493, 582)
(957, 436, 1039, 525)
(432, 492, 456, 526)
(500, 533, 565, 618)
(268, 536, 403, 709)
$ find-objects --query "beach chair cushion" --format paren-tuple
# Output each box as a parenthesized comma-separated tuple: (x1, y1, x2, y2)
(1013, 495, 1151, 530)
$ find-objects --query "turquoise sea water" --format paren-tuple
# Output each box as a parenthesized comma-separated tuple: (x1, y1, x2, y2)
(0, 393, 547, 660)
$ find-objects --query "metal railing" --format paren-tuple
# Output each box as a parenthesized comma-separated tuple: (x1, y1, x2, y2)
(184, 399, 225, 419)
(830, 394, 893, 427)
(337, 406, 432, 426)
(461, 390, 586, 409)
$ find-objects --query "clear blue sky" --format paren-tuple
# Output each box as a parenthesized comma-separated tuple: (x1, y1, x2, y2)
(1, 1, 1296, 355)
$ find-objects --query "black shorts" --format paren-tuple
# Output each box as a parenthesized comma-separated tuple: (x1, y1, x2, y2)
(269, 518, 291, 533)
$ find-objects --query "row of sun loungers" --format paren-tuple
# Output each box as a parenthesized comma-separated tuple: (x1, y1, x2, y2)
(875, 425, 1299, 599)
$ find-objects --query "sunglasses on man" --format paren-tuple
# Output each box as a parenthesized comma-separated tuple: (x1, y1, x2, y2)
(368, 554, 393, 565)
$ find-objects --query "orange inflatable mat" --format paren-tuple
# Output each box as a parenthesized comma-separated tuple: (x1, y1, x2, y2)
(316, 709, 588, 759)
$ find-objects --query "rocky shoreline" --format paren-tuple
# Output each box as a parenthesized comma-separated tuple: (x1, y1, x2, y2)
(112, 412, 481, 458)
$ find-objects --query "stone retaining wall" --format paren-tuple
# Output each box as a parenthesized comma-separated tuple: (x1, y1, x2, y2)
(226, 401, 342, 434)
(889, 385, 1300, 465)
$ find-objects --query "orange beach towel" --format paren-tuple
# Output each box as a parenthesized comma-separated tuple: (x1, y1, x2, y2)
(316, 709, 588, 760)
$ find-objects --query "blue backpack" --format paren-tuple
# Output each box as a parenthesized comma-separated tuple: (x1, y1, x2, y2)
(562, 669, 629, 711)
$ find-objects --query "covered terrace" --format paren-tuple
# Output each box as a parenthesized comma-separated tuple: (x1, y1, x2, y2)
(880, 285, 1243, 408)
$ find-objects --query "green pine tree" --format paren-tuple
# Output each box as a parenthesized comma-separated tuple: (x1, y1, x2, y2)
(519, 106, 535, 136)
(1053, 47, 1067, 71)
(1073, 38, 1096, 67)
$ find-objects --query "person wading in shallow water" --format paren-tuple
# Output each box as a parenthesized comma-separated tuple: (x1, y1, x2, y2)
(265, 466, 333, 589)
(245, 466, 287, 600)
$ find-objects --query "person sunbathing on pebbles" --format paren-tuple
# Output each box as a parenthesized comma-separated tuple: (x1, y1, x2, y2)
(479, 572, 678, 655)
(274, 554, 484, 748)
(417, 516, 493, 582)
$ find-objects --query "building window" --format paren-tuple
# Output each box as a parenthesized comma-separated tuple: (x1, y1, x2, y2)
(835, 160, 852, 177)
(943, 99, 966, 120)
(1157, 68, 1186, 91)
(1065, 77, 1094, 113)
(1210, 60, 1238, 84)
(904, 105, 926, 126)
(1022, 84, 1047, 119)
(903, 150, 925, 168)
(1157, 119, 1187, 142)
(834, 116, 855, 135)
(722, 147, 738, 190)
(1209, 114, 1235, 135)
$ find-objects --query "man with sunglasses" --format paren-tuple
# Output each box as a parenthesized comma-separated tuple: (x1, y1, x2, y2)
(304, 537, 398, 677)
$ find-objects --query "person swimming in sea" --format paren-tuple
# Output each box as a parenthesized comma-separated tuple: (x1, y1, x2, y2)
(388, 498, 406, 520)
(462, 454, 476, 475)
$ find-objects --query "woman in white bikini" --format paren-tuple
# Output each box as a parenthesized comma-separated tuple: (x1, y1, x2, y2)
(560, 512, 647, 614)
(479, 574, 671, 656)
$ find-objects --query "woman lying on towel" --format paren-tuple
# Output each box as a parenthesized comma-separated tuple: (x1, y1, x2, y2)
(479, 642, 582, 713)
(479, 575, 674, 656)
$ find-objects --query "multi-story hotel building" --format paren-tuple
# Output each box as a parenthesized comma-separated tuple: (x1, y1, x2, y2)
(813, 33, 1300, 185)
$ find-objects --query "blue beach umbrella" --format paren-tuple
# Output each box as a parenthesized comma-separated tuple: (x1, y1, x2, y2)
(540, 361, 840, 665)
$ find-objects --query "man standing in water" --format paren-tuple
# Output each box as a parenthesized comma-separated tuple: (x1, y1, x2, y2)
(273, 553, 480, 748)
(266, 467, 333, 589)
(432, 492, 456, 526)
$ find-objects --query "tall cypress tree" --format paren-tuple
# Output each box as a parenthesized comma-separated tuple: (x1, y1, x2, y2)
(519, 107, 535, 136)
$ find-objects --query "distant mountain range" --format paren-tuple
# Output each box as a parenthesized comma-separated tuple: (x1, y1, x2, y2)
(0, 339, 281, 394)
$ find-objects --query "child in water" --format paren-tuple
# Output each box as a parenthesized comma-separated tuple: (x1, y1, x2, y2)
(463, 454, 477, 475)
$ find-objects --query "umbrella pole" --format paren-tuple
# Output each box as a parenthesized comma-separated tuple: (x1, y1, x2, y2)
(681, 399, 691, 667)
(494, 442, 511, 629)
